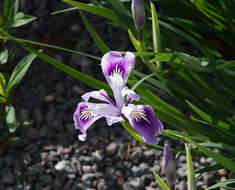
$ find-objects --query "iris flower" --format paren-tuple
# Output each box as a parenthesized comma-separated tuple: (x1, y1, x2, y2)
(73, 51, 163, 144)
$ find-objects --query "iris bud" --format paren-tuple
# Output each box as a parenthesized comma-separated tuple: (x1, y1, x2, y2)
(163, 144, 176, 189)
(131, 0, 145, 31)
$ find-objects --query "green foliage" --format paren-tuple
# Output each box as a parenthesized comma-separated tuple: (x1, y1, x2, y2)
(6, 53, 37, 99)
(207, 179, 235, 190)
(0, 49, 8, 64)
(153, 171, 171, 190)
(5, 105, 17, 133)
(185, 143, 197, 190)
(0, 0, 36, 135)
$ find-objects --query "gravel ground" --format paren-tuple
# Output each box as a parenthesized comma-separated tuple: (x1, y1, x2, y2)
(0, 0, 231, 189)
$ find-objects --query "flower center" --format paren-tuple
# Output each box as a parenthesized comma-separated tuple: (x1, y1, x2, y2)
(79, 109, 94, 121)
(131, 110, 150, 124)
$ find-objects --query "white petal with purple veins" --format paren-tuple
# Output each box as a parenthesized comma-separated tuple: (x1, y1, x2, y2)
(106, 116, 123, 126)
(74, 102, 120, 141)
(122, 86, 140, 105)
(82, 89, 116, 106)
(101, 51, 135, 87)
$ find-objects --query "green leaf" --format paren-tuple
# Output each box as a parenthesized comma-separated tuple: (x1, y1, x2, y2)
(13, 0, 19, 16)
(158, 20, 214, 62)
(0, 72, 6, 98)
(195, 161, 223, 175)
(185, 143, 197, 190)
(17, 119, 34, 126)
(62, 0, 119, 22)
(3, 32, 111, 94)
(121, 121, 144, 143)
(0, 49, 8, 64)
(128, 29, 159, 73)
(127, 79, 161, 92)
(6, 53, 37, 97)
(51, 7, 78, 15)
(216, 60, 235, 70)
(186, 100, 213, 123)
(0, 36, 101, 61)
(186, 100, 231, 130)
(174, 52, 213, 72)
(5, 105, 18, 133)
(153, 171, 171, 190)
(10, 12, 36, 28)
(79, 10, 109, 53)
(132, 69, 173, 95)
(131, 73, 154, 91)
(3, 0, 10, 21)
(199, 143, 235, 154)
(109, 0, 129, 15)
(151, 2, 161, 53)
(207, 179, 235, 190)
(128, 29, 142, 52)
(149, 53, 178, 63)
(165, 130, 235, 172)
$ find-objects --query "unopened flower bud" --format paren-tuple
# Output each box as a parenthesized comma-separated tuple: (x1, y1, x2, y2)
(163, 144, 176, 189)
(131, 0, 145, 31)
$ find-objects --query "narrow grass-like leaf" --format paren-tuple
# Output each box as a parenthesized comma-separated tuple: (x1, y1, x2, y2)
(199, 143, 235, 154)
(207, 179, 235, 190)
(131, 73, 154, 91)
(5, 105, 18, 133)
(79, 10, 109, 53)
(151, 2, 162, 71)
(132, 69, 173, 95)
(151, 2, 161, 53)
(149, 53, 176, 63)
(185, 143, 197, 190)
(158, 20, 214, 62)
(0, 36, 101, 60)
(153, 171, 171, 190)
(121, 121, 144, 143)
(121, 122, 167, 153)
(216, 60, 235, 70)
(128, 29, 142, 52)
(195, 161, 223, 175)
(186, 100, 213, 123)
(6, 53, 37, 97)
(165, 130, 235, 172)
(62, 0, 119, 22)
(3, 0, 10, 21)
(109, 0, 129, 15)
(3, 32, 111, 94)
(128, 29, 159, 73)
(127, 80, 161, 92)
(51, 7, 78, 15)
(174, 51, 213, 72)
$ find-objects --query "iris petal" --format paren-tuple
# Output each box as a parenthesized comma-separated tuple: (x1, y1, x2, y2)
(122, 86, 140, 105)
(101, 51, 135, 108)
(106, 116, 123, 126)
(82, 89, 116, 106)
(122, 104, 163, 144)
(101, 51, 135, 87)
(74, 102, 120, 141)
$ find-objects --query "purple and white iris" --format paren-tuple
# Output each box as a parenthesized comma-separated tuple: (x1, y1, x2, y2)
(73, 51, 163, 144)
